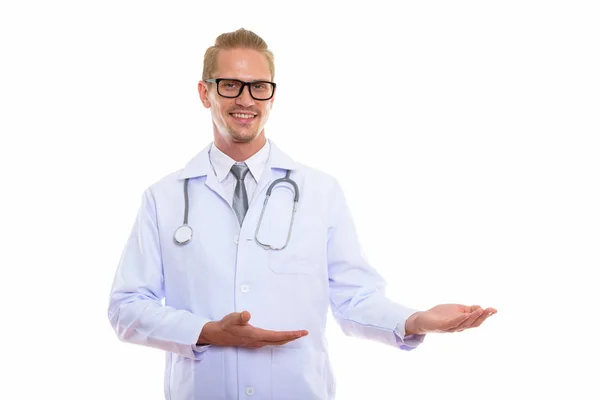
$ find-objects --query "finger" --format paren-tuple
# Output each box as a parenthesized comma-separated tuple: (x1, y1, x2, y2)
(470, 308, 497, 328)
(243, 338, 296, 348)
(455, 304, 473, 313)
(240, 310, 251, 324)
(448, 316, 473, 332)
(258, 337, 300, 346)
(244, 342, 265, 349)
(252, 327, 308, 342)
(222, 311, 250, 327)
(451, 309, 485, 332)
(446, 313, 470, 331)
(247, 329, 308, 346)
(438, 314, 469, 332)
(469, 311, 491, 328)
(245, 336, 301, 348)
(242, 333, 306, 348)
(450, 307, 496, 331)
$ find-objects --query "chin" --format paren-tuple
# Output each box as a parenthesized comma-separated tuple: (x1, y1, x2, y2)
(227, 126, 261, 143)
(229, 131, 258, 143)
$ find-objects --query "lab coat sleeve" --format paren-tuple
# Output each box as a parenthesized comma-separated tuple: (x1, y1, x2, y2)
(326, 180, 426, 350)
(108, 188, 212, 360)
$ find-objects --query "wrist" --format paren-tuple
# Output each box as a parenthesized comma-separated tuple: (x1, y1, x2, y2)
(197, 321, 219, 345)
(404, 311, 423, 336)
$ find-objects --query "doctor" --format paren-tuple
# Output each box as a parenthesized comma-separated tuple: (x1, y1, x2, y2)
(108, 28, 497, 400)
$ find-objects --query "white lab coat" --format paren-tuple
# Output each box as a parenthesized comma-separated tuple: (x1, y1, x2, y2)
(108, 140, 424, 400)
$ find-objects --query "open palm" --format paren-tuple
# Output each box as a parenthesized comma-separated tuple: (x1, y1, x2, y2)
(412, 304, 497, 334)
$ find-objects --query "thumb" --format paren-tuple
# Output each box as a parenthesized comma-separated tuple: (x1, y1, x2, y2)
(239, 310, 251, 324)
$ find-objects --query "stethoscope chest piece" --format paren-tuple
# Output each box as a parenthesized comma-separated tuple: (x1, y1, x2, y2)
(174, 224, 193, 244)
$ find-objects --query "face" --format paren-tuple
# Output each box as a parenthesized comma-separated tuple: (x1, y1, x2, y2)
(198, 48, 275, 145)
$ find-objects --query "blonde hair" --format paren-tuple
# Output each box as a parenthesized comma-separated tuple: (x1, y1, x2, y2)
(202, 28, 275, 81)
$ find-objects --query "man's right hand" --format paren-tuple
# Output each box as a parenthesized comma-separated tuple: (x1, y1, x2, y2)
(197, 310, 308, 349)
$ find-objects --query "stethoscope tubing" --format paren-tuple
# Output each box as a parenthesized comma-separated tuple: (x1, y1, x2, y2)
(174, 170, 298, 249)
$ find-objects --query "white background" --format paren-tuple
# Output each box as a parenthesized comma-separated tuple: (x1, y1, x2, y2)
(1, 1, 599, 399)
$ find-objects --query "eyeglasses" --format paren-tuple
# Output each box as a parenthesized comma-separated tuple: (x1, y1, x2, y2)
(204, 78, 276, 100)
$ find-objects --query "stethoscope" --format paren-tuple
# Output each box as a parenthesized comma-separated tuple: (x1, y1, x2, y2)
(173, 170, 299, 250)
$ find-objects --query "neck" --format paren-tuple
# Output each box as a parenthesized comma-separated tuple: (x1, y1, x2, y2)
(214, 131, 267, 162)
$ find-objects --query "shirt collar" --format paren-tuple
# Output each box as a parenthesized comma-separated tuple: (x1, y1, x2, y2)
(209, 140, 270, 183)
(178, 139, 297, 180)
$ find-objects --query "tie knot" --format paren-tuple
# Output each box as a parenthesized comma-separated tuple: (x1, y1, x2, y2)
(231, 163, 250, 181)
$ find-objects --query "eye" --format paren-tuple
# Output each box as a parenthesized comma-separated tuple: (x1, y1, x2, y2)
(219, 80, 242, 90)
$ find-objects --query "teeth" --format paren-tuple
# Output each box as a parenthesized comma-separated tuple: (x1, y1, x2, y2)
(232, 113, 254, 119)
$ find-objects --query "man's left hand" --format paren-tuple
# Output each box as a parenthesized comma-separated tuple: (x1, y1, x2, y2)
(405, 304, 497, 336)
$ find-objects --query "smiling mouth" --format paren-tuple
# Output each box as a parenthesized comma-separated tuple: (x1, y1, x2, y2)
(230, 113, 256, 119)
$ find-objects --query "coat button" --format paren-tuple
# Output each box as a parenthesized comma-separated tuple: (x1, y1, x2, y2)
(245, 387, 255, 396)
(233, 235, 239, 244)
(240, 285, 250, 293)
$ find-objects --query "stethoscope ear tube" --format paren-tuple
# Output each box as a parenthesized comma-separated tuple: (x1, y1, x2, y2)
(266, 170, 298, 201)
(174, 178, 192, 244)
(255, 170, 298, 250)
(183, 178, 190, 225)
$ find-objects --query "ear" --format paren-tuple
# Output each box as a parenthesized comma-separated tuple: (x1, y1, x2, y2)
(198, 81, 211, 108)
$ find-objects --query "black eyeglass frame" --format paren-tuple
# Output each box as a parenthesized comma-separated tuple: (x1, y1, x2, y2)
(204, 78, 277, 100)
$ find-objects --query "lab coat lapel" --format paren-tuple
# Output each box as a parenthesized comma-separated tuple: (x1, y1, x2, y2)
(250, 140, 298, 208)
(178, 143, 230, 205)
(204, 170, 229, 205)
(251, 167, 274, 208)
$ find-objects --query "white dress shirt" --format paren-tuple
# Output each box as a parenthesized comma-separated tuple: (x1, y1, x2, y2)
(208, 139, 270, 206)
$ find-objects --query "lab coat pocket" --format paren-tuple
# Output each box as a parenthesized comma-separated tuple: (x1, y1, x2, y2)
(267, 238, 322, 275)
(271, 347, 327, 400)
(261, 183, 326, 275)
(169, 349, 226, 400)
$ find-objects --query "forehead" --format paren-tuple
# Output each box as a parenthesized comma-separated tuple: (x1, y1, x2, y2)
(215, 48, 271, 81)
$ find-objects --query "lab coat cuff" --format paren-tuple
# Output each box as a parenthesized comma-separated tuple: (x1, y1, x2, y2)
(181, 315, 213, 359)
(394, 310, 426, 351)
(394, 329, 426, 350)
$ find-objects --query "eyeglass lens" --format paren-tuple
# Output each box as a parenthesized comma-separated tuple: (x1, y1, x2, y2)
(218, 79, 274, 100)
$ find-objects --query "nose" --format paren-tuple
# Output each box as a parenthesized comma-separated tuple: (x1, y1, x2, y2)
(235, 84, 255, 107)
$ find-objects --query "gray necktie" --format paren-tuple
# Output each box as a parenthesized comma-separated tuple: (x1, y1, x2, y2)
(230, 163, 250, 225)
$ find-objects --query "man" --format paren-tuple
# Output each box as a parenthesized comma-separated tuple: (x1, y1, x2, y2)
(108, 28, 497, 400)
